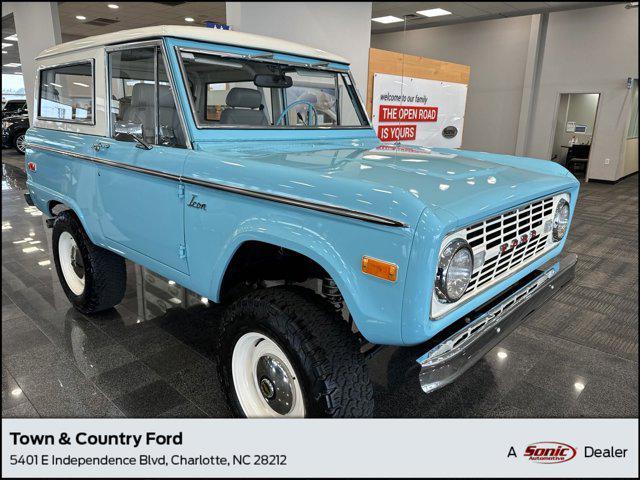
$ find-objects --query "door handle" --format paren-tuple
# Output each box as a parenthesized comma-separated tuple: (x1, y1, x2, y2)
(92, 142, 110, 152)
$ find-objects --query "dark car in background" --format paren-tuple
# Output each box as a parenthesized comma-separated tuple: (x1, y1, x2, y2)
(2, 99, 27, 118)
(2, 113, 29, 154)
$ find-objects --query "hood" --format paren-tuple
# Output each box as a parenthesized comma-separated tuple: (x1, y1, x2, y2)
(2, 113, 29, 123)
(193, 139, 578, 229)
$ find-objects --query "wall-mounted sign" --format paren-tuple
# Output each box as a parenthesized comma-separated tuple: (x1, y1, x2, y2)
(372, 73, 467, 147)
(205, 21, 231, 30)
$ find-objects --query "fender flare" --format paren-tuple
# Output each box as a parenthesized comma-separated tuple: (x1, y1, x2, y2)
(29, 181, 101, 246)
(209, 219, 365, 331)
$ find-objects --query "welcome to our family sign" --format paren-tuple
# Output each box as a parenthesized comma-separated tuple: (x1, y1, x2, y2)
(372, 73, 468, 147)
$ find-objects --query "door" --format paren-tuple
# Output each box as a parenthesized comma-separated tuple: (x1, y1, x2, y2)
(95, 43, 190, 274)
(550, 92, 600, 181)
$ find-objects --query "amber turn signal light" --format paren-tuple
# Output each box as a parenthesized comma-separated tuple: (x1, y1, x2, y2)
(362, 256, 398, 282)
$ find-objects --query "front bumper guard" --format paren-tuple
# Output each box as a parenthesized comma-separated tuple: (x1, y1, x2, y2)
(417, 253, 577, 393)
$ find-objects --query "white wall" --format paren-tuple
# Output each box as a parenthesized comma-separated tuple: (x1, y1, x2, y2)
(226, 2, 372, 98)
(526, 4, 638, 181)
(372, 15, 533, 155)
(622, 138, 638, 178)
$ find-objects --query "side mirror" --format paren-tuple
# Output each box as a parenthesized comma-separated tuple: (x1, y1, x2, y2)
(114, 121, 152, 150)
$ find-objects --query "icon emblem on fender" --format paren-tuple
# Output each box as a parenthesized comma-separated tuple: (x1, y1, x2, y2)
(187, 194, 207, 211)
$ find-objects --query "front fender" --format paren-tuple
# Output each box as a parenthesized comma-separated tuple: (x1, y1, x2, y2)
(182, 184, 415, 344)
(210, 218, 360, 315)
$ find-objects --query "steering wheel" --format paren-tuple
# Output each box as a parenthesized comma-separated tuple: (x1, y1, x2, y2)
(275, 100, 318, 126)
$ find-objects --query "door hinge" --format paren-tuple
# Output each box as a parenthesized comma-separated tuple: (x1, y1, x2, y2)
(178, 183, 185, 199)
(178, 244, 187, 259)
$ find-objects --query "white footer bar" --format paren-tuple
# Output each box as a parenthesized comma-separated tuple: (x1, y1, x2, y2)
(2, 418, 637, 478)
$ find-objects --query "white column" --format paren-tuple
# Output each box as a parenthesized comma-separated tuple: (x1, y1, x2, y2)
(2, 2, 62, 120)
(226, 2, 372, 97)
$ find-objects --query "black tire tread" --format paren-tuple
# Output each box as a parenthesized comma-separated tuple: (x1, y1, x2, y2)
(217, 286, 374, 418)
(53, 211, 126, 314)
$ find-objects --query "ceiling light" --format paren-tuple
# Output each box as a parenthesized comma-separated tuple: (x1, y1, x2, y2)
(3, 63, 21, 67)
(184, 17, 195, 23)
(416, 8, 452, 17)
(73, 82, 90, 88)
(75, 15, 87, 20)
(1, 43, 12, 48)
(107, 4, 119, 9)
(4, 34, 18, 41)
(2, 51, 7, 55)
(372, 15, 403, 24)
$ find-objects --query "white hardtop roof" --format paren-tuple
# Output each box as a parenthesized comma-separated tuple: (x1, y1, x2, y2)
(36, 25, 349, 64)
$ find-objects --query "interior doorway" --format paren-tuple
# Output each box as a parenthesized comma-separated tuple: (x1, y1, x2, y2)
(551, 92, 600, 180)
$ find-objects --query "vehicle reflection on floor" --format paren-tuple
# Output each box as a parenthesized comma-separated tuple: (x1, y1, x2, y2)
(2, 152, 638, 418)
(135, 266, 207, 322)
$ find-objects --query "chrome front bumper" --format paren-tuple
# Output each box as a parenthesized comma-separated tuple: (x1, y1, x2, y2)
(417, 253, 577, 393)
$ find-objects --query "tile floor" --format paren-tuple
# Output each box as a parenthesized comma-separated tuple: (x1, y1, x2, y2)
(2, 152, 638, 418)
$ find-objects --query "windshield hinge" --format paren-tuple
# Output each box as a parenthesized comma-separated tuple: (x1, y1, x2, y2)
(247, 52, 273, 59)
(178, 183, 185, 199)
(178, 244, 187, 259)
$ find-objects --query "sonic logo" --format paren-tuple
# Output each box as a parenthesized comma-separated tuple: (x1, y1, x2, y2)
(524, 442, 577, 464)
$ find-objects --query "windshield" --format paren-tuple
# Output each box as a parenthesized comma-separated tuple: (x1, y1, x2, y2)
(3, 101, 25, 112)
(178, 50, 369, 129)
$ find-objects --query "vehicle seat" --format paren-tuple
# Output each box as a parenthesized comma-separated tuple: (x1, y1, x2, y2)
(126, 83, 184, 145)
(219, 88, 268, 126)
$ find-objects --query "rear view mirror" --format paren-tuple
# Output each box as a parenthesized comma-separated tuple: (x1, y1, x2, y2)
(254, 74, 292, 88)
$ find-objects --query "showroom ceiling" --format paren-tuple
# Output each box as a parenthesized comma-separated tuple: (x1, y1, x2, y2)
(58, 1, 226, 40)
(371, 2, 625, 32)
(2, 15, 20, 76)
(1, 1, 627, 76)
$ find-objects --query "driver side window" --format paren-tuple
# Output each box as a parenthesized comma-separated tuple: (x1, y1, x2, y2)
(109, 46, 186, 148)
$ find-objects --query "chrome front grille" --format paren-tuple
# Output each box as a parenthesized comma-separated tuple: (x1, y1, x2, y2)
(431, 193, 569, 319)
(465, 196, 554, 295)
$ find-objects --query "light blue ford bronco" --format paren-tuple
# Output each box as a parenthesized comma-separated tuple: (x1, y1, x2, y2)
(24, 26, 578, 418)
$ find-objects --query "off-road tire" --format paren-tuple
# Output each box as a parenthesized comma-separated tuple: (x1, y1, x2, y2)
(52, 211, 126, 314)
(217, 286, 374, 418)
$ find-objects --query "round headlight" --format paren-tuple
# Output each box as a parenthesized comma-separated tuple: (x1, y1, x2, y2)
(435, 239, 474, 303)
(552, 198, 570, 241)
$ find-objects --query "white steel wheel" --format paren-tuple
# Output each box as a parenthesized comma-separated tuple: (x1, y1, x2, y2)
(58, 231, 85, 296)
(231, 331, 306, 418)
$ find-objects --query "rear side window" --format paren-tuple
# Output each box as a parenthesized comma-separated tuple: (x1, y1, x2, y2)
(38, 61, 94, 123)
